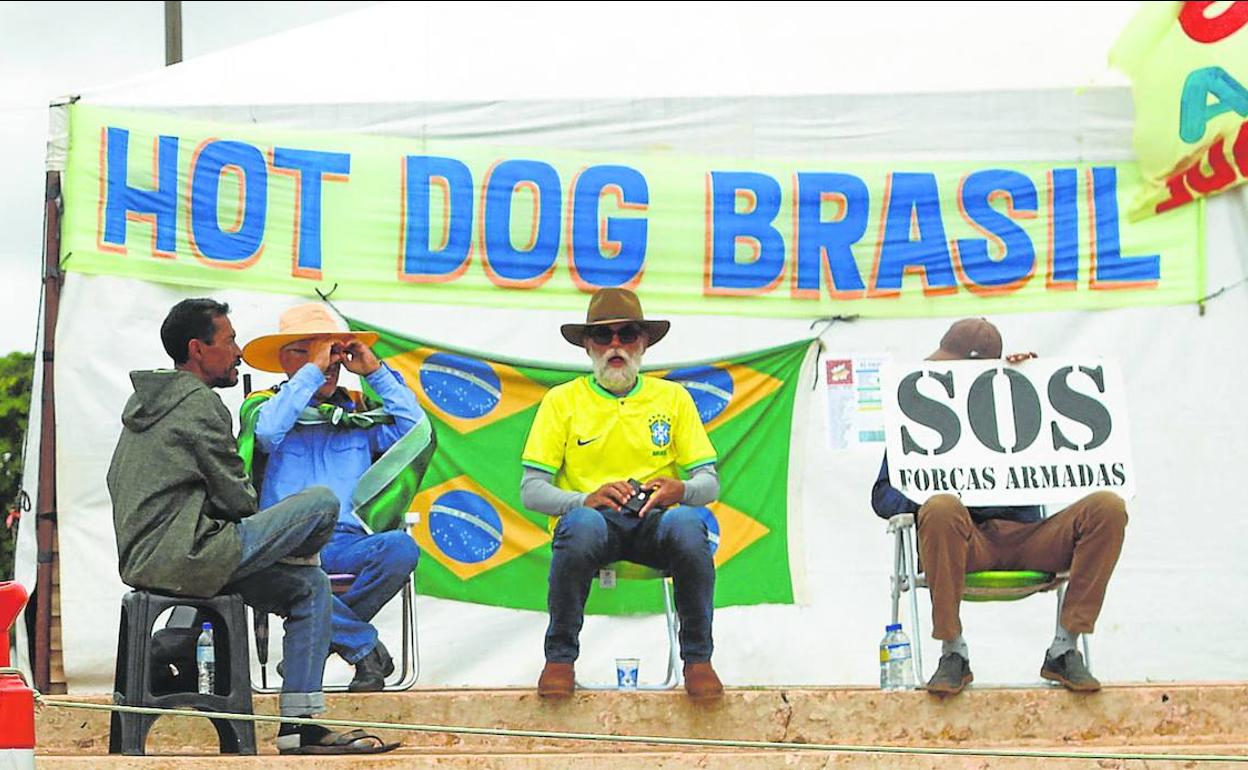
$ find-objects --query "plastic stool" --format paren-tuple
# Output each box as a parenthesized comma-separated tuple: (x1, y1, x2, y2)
(108, 590, 256, 756)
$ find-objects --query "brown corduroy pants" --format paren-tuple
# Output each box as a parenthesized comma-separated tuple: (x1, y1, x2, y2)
(916, 491, 1128, 640)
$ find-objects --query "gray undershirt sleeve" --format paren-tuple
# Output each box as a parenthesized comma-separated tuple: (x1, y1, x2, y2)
(520, 464, 720, 517)
(681, 464, 719, 506)
(521, 468, 588, 517)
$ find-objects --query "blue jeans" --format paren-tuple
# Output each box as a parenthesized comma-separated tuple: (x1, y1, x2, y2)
(545, 506, 715, 664)
(320, 528, 420, 663)
(223, 486, 337, 717)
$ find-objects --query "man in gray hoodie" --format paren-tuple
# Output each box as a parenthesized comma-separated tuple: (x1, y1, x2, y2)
(108, 298, 398, 756)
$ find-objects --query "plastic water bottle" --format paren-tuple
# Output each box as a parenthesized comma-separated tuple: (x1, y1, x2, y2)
(196, 622, 215, 695)
(879, 622, 916, 691)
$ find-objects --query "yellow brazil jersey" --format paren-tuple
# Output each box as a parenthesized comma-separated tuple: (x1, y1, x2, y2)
(521, 374, 717, 493)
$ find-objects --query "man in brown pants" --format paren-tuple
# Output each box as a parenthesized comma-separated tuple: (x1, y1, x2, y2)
(872, 318, 1128, 696)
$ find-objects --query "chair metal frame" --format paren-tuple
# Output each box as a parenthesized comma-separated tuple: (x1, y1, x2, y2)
(887, 512, 1090, 684)
(252, 574, 418, 694)
(574, 562, 681, 691)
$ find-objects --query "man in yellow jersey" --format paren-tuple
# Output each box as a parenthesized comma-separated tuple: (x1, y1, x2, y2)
(521, 288, 723, 701)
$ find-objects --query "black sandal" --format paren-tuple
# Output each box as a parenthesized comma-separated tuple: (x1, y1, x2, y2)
(277, 725, 401, 755)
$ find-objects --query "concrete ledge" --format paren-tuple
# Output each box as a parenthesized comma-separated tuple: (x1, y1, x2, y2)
(35, 683, 1248, 756)
(32, 746, 1248, 770)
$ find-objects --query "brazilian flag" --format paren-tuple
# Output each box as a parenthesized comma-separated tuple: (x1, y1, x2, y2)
(348, 314, 813, 615)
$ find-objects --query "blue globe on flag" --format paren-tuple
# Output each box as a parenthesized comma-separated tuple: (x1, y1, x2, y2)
(665, 366, 734, 424)
(420, 352, 502, 419)
(428, 489, 504, 564)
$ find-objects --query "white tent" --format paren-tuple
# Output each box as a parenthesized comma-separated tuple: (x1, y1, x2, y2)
(19, 1, 1248, 692)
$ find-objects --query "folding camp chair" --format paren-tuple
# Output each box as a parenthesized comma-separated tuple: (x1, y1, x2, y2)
(251, 573, 419, 693)
(887, 511, 1090, 684)
(575, 562, 681, 690)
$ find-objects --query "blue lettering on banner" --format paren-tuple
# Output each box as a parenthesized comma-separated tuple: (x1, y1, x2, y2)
(794, 172, 869, 296)
(1050, 168, 1080, 285)
(1091, 167, 1160, 285)
(873, 172, 957, 293)
(483, 159, 562, 286)
(708, 171, 785, 293)
(402, 155, 474, 280)
(271, 147, 350, 276)
(955, 169, 1037, 289)
(189, 140, 268, 263)
(102, 127, 179, 255)
(570, 164, 649, 288)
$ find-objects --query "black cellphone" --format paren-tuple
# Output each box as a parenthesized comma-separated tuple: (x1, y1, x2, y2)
(619, 478, 652, 516)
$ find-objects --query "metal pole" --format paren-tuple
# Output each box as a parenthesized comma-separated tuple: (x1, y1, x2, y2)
(34, 171, 63, 694)
(164, 1, 183, 66)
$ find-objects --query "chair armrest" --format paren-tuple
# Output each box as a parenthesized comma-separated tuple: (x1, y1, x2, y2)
(886, 513, 915, 534)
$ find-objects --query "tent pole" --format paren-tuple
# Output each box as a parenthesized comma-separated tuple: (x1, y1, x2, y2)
(34, 170, 63, 694)
(164, 1, 183, 66)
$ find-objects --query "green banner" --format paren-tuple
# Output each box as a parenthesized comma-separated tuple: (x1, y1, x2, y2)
(63, 103, 1203, 317)
(351, 319, 813, 614)
(1111, 2, 1248, 218)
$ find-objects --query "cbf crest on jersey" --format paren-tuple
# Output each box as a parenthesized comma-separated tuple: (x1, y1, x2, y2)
(649, 413, 672, 448)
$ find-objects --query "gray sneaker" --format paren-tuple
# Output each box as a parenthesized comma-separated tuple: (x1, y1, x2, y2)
(1041, 649, 1101, 692)
(925, 652, 973, 696)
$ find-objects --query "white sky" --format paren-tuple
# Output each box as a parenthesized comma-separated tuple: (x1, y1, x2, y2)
(0, 1, 377, 355)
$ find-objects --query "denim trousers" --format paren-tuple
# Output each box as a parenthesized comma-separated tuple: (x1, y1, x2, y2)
(223, 485, 337, 717)
(320, 528, 421, 664)
(545, 505, 715, 664)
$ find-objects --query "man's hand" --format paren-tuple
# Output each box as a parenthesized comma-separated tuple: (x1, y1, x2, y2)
(1005, 352, 1038, 365)
(584, 480, 635, 512)
(639, 477, 685, 517)
(342, 339, 382, 376)
(308, 337, 345, 373)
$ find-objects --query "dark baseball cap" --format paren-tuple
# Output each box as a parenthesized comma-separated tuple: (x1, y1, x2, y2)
(928, 318, 1002, 360)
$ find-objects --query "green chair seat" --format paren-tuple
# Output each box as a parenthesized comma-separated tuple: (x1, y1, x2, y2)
(962, 570, 1059, 602)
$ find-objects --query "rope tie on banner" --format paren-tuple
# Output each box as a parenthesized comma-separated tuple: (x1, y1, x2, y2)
(30, 696, 1248, 763)
(1198, 274, 1248, 315)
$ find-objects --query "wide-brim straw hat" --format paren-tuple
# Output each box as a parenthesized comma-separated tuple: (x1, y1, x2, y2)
(242, 303, 379, 373)
(560, 288, 670, 347)
(928, 318, 1002, 361)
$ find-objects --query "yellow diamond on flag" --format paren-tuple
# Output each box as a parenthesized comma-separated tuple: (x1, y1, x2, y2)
(385, 347, 547, 435)
(702, 500, 770, 568)
(410, 475, 550, 581)
(651, 362, 782, 432)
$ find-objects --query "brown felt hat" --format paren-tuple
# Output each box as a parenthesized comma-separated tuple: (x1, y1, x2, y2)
(242, 303, 379, 373)
(928, 318, 1002, 361)
(560, 288, 670, 347)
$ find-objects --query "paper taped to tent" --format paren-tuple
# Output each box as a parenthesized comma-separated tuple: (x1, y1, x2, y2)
(14, 2, 1248, 692)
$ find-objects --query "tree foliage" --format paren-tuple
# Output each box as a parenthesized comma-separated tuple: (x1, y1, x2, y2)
(0, 352, 35, 581)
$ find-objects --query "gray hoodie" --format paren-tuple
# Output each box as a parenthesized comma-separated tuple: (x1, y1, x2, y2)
(108, 369, 256, 597)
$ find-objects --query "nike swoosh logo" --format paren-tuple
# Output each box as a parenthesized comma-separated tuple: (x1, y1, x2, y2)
(576, 437, 599, 446)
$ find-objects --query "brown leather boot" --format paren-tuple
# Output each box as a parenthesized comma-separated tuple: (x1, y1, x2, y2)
(537, 662, 575, 698)
(683, 661, 724, 701)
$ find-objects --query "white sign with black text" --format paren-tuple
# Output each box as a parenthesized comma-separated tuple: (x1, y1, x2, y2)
(881, 359, 1136, 507)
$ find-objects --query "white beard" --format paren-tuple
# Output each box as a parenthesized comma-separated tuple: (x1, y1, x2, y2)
(591, 347, 642, 393)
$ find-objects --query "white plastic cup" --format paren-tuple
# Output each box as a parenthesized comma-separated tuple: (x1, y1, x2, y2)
(615, 657, 640, 690)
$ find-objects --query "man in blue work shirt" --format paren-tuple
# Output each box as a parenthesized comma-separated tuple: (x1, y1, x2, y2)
(243, 303, 426, 692)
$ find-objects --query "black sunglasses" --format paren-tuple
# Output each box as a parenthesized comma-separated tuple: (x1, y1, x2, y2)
(588, 324, 642, 346)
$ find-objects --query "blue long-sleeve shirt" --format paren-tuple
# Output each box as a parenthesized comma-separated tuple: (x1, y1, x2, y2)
(871, 455, 1041, 524)
(255, 362, 427, 533)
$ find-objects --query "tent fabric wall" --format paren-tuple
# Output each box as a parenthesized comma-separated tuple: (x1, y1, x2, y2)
(46, 203, 1248, 690)
(23, 2, 1248, 691)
